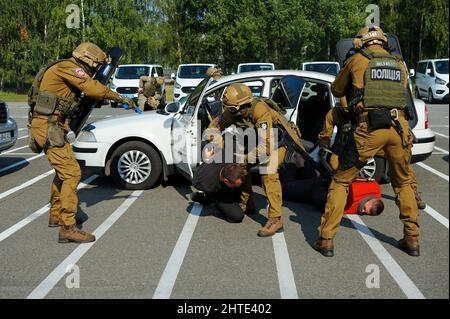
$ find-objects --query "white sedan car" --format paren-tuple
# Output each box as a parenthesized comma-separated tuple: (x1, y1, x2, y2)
(73, 70, 435, 189)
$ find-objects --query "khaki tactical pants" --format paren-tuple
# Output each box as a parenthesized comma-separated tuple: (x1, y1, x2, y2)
(240, 146, 287, 218)
(30, 117, 81, 226)
(320, 117, 419, 239)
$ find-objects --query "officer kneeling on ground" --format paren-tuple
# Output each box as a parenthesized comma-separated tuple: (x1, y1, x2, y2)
(28, 42, 136, 244)
(314, 26, 421, 257)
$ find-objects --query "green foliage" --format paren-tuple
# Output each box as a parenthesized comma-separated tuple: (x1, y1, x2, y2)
(0, 0, 447, 92)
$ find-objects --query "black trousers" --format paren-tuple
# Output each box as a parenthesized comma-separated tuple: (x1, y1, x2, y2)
(279, 163, 329, 211)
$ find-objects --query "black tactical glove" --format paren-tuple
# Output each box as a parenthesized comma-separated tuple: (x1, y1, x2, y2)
(318, 137, 331, 149)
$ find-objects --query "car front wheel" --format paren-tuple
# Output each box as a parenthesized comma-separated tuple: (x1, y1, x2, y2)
(428, 89, 435, 104)
(415, 88, 421, 99)
(110, 141, 162, 190)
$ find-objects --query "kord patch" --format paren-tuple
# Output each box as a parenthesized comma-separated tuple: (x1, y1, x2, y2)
(74, 68, 87, 78)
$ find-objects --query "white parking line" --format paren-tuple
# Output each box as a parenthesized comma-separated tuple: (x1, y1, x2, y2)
(430, 125, 449, 128)
(153, 203, 203, 299)
(433, 132, 449, 139)
(1, 145, 29, 155)
(0, 154, 45, 174)
(346, 215, 425, 299)
(26, 190, 143, 299)
(434, 146, 449, 155)
(272, 232, 299, 299)
(415, 162, 449, 181)
(18, 128, 27, 131)
(424, 205, 449, 229)
(0, 175, 98, 243)
(0, 169, 54, 201)
(18, 135, 28, 140)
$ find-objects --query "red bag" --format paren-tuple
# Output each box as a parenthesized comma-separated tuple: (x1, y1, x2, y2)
(344, 180, 381, 214)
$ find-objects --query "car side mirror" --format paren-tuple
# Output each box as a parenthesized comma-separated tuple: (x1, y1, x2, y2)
(409, 69, 415, 78)
(426, 68, 433, 76)
(171, 72, 176, 80)
(165, 101, 181, 113)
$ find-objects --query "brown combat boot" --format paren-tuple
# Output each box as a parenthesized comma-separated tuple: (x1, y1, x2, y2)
(58, 225, 96, 244)
(398, 235, 420, 256)
(48, 214, 60, 228)
(313, 237, 334, 257)
(257, 217, 283, 237)
(415, 191, 426, 210)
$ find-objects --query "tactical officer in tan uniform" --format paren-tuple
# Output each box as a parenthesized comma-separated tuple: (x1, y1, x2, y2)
(319, 99, 425, 209)
(314, 26, 421, 257)
(216, 83, 304, 237)
(28, 42, 135, 244)
(137, 76, 164, 111)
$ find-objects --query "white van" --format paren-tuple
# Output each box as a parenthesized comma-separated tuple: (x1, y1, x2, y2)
(414, 58, 449, 103)
(110, 64, 165, 107)
(301, 61, 340, 76)
(173, 64, 216, 102)
(236, 63, 274, 74)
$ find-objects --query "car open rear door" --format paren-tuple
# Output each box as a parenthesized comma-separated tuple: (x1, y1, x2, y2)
(336, 34, 417, 129)
(70, 47, 125, 135)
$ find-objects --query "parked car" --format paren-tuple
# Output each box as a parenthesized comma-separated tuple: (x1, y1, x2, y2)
(0, 100, 18, 153)
(236, 63, 275, 74)
(414, 58, 449, 103)
(173, 64, 216, 102)
(301, 61, 340, 76)
(73, 69, 435, 189)
(109, 64, 165, 107)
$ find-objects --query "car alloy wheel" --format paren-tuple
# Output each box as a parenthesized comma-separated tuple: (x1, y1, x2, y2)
(110, 141, 162, 189)
(359, 158, 376, 180)
(118, 150, 152, 185)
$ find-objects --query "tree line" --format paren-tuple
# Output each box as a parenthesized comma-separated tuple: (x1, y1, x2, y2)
(0, 0, 448, 92)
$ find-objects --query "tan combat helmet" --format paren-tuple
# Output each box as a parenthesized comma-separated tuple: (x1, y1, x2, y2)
(222, 83, 253, 112)
(353, 25, 387, 50)
(72, 42, 110, 68)
(156, 77, 164, 86)
(206, 67, 222, 80)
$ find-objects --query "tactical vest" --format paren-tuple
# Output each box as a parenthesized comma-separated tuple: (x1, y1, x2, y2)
(28, 59, 81, 119)
(349, 48, 407, 110)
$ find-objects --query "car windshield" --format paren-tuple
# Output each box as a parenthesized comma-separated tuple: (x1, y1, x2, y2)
(304, 63, 339, 76)
(178, 65, 211, 79)
(239, 64, 273, 73)
(435, 60, 449, 74)
(115, 66, 150, 79)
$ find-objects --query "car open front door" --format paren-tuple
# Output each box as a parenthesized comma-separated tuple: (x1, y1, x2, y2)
(170, 77, 212, 180)
(336, 34, 418, 129)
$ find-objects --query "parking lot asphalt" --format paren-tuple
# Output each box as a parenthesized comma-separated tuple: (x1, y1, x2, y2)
(0, 102, 448, 300)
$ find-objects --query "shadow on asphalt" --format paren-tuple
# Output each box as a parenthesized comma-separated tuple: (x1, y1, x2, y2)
(0, 157, 30, 177)
(285, 198, 399, 249)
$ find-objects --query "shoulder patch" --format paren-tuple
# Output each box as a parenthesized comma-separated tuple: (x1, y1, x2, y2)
(259, 122, 268, 130)
(74, 68, 87, 78)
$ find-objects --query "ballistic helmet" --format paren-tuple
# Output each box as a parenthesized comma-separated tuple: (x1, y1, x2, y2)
(73, 42, 110, 68)
(353, 25, 387, 50)
(222, 83, 253, 111)
(206, 67, 222, 80)
(156, 77, 164, 86)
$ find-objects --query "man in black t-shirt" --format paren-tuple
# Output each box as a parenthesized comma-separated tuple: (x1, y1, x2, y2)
(192, 163, 252, 223)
